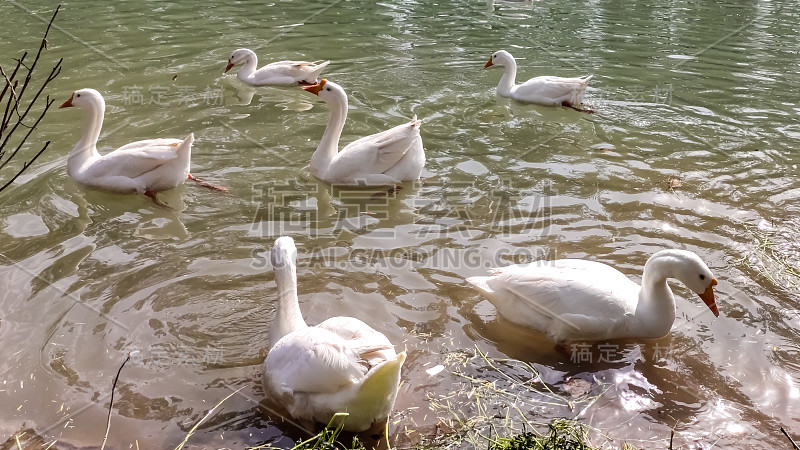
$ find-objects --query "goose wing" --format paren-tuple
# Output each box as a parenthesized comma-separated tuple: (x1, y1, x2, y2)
(264, 327, 368, 396)
(88, 139, 182, 178)
(470, 259, 638, 330)
(515, 76, 590, 102)
(330, 118, 421, 178)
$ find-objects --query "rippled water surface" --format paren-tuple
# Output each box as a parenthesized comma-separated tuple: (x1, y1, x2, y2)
(1, 0, 799, 448)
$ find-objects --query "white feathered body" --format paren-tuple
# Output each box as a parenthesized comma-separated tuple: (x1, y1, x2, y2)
(264, 317, 405, 431)
(263, 236, 406, 432)
(241, 60, 329, 86)
(62, 88, 193, 195)
(511, 75, 593, 105)
(313, 117, 425, 185)
(486, 50, 592, 106)
(467, 249, 720, 343)
(467, 259, 650, 342)
(69, 135, 193, 194)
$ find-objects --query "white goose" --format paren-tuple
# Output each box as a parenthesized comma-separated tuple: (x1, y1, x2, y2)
(263, 236, 406, 432)
(302, 79, 425, 185)
(60, 89, 225, 207)
(484, 50, 593, 111)
(224, 48, 329, 86)
(467, 249, 720, 342)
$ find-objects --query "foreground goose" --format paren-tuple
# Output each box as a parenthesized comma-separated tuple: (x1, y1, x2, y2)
(484, 50, 593, 111)
(262, 236, 406, 432)
(467, 249, 719, 342)
(224, 48, 329, 86)
(60, 89, 225, 207)
(302, 79, 425, 185)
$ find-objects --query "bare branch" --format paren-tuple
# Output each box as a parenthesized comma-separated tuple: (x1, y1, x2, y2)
(0, 96, 55, 172)
(0, 52, 26, 105)
(0, 5, 61, 194)
(100, 353, 131, 450)
(0, 57, 62, 154)
(0, 141, 50, 192)
(12, 5, 61, 112)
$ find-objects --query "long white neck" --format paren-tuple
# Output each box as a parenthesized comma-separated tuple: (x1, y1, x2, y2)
(67, 100, 104, 176)
(238, 50, 259, 79)
(635, 254, 678, 336)
(496, 59, 517, 97)
(310, 92, 348, 176)
(268, 248, 307, 348)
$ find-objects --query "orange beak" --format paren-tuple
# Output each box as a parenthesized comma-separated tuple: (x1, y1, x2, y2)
(303, 79, 326, 95)
(698, 277, 719, 317)
(224, 61, 234, 73)
(60, 93, 74, 108)
(484, 56, 494, 69)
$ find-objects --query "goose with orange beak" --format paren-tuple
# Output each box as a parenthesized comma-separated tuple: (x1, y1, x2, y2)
(262, 236, 406, 431)
(224, 48, 329, 86)
(59, 88, 226, 207)
(301, 79, 425, 185)
(467, 249, 720, 342)
(484, 49, 593, 112)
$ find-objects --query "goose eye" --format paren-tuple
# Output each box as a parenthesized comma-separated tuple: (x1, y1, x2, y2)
(326, 87, 331, 91)
(76, 94, 80, 97)
(699, 274, 705, 280)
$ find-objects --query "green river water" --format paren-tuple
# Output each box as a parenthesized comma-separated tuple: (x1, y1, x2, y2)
(1, 0, 799, 448)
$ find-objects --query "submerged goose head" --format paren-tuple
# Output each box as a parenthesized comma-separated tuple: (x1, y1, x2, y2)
(60, 88, 104, 110)
(302, 79, 345, 103)
(484, 49, 515, 69)
(225, 48, 256, 73)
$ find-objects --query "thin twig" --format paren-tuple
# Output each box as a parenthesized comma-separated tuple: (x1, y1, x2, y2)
(0, 58, 62, 160)
(1, 5, 59, 137)
(0, 95, 55, 173)
(782, 427, 800, 450)
(100, 353, 131, 450)
(11, 5, 60, 114)
(0, 140, 50, 192)
(0, 66, 20, 110)
(0, 5, 61, 193)
(0, 53, 25, 106)
(173, 386, 245, 450)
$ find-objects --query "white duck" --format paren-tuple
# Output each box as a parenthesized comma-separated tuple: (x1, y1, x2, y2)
(263, 236, 406, 432)
(302, 79, 425, 185)
(224, 48, 329, 86)
(467, 249, 719, 342)
(60, 89, 225, 206)
(484, 50, 593, 111)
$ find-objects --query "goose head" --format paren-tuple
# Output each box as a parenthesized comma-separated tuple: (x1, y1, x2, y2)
(225, 48, 255, 73)
(302, 79, 346, 103)
(59, 88, 104, 110)
(271, 236, 298, 270)
(484, 50, 515, 69)
(678, 253, 718, 317)
(651, 249, 719, 317)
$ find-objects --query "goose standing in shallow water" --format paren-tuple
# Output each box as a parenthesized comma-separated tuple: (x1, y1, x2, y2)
(224, 48, 329, 86)
(262, 236, 406, 432)
(484, 50, 593, 112)
(302, 79, 425, 185)
(60, 89, 225, 207)
(467, 249, 720, 343)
